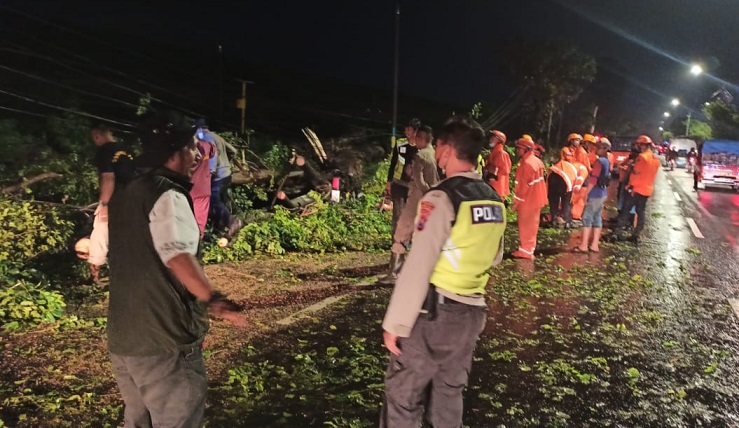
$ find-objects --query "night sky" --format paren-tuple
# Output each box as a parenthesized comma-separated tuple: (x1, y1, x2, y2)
(2, 0, 737, 130)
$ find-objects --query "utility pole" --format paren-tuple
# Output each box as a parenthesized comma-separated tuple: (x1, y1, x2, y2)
(235, 79, 254, 135)
(391, 1, 400, 146)
(685, 111, 692, 136)
(589, 105, 599, 134)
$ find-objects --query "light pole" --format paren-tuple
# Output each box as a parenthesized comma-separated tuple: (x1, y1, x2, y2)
(685, 112, 692, 136)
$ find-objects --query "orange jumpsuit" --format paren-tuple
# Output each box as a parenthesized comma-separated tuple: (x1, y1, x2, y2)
(512, 151, 547, 259)
(486, 144, 512, 198)
(573, 146, 591, 171)
(570, 160, 589, 220)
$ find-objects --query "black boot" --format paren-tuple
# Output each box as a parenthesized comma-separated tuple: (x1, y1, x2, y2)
(377, 253, 405, 285)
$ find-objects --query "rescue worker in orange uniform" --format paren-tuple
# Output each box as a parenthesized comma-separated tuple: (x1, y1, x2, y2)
(484, 130, 511, 198)
(512, 137, 547, 259)
(614, 135, 661, 243)
(570, 133, 594, 222)
(584, 133, 599, 168)
(569, 133, 590, 170)
(547, 147, 579, 227)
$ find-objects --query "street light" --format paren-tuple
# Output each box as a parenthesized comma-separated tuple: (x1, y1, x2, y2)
(690, 64, 703, 76)
(659, 126, 664, 131)
(663, 112, 671, 117)
(671, 98, 680, 107)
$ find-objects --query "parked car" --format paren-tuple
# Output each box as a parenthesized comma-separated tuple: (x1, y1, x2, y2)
(698, 140, 739, 191)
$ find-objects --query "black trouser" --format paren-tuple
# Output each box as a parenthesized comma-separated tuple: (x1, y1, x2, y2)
(693, 170, 699, 190)
(616, 192, 649, 236)
(390, 182, 409, 236)
(379, 303, 487, 428)
(547, 174, 572, 222)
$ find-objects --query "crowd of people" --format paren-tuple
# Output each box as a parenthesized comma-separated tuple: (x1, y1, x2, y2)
(85, 110, 663, 427)
(85, 119, 242, 284)
(377, 120, 662, 426)
(378, 120, 662, 274)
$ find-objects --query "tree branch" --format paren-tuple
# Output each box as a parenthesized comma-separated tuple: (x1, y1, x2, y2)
(1, 172, 63, 194)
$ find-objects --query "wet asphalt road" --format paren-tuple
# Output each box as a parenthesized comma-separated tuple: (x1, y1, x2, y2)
(655, 162, 739, 295)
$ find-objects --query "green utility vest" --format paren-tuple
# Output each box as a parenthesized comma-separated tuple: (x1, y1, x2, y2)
(429, 176, 506, 296)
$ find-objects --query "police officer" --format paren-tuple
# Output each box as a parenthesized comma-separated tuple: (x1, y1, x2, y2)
(380, 117, 506, 428)
(379, 118, 421, 284)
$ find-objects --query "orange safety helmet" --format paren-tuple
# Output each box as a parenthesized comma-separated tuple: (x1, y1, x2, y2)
(583, 134, 598, 144)
(522, 134, 534, 141)
(489, 130, 507, 144)
(516, 137, 536, 150)
(567, 133, 583, 142)
(635, 135, 653, 145)
(560, 147, 575, 160)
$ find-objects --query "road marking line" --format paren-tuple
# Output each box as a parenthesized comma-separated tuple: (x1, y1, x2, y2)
(686, 218, 704, 239)
(729, 299, 739, 320)
(673, 191, 682, 202)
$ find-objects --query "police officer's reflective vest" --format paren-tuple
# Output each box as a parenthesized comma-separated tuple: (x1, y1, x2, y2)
(392, 138, 414, 182)
(476, 154, 485, 174)
(428, 176, 506, 296)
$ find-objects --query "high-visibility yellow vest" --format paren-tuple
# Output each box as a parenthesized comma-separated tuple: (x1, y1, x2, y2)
(476, 154, 486, 174)
(392, 138, 414, 181)
(429, 176, 506, 296)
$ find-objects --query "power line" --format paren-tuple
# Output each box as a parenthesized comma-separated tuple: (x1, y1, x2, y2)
(0, 104, 135, 134)
(0, 5, 207, 82)
(0, 87, 137, 128)
(0, 64, 140, 109)
(0, 46, 207, 120)
(6, 31, 205, 107)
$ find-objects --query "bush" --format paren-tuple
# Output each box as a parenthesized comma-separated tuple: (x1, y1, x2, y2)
(0, 281, 66, 330)
(202, 193, 391, 263)
(0, 198, 74, 282)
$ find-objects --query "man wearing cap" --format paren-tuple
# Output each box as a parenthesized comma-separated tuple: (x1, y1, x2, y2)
(379, 119, 420, 284)
(199, 122, 243, 239)
(380, 117, 505, 427)
(191, 122, 216, 238)
(511, 136, 547, 259)
(107, 111, 246, 427)
(575, 139, 611, 252)
(613, 135, 660, 243)
(484, 130, 511, 198)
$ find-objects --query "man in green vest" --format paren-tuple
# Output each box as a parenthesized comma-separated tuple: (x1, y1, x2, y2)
(380, 116, 506, 427)
(107, 110, 246, 427)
